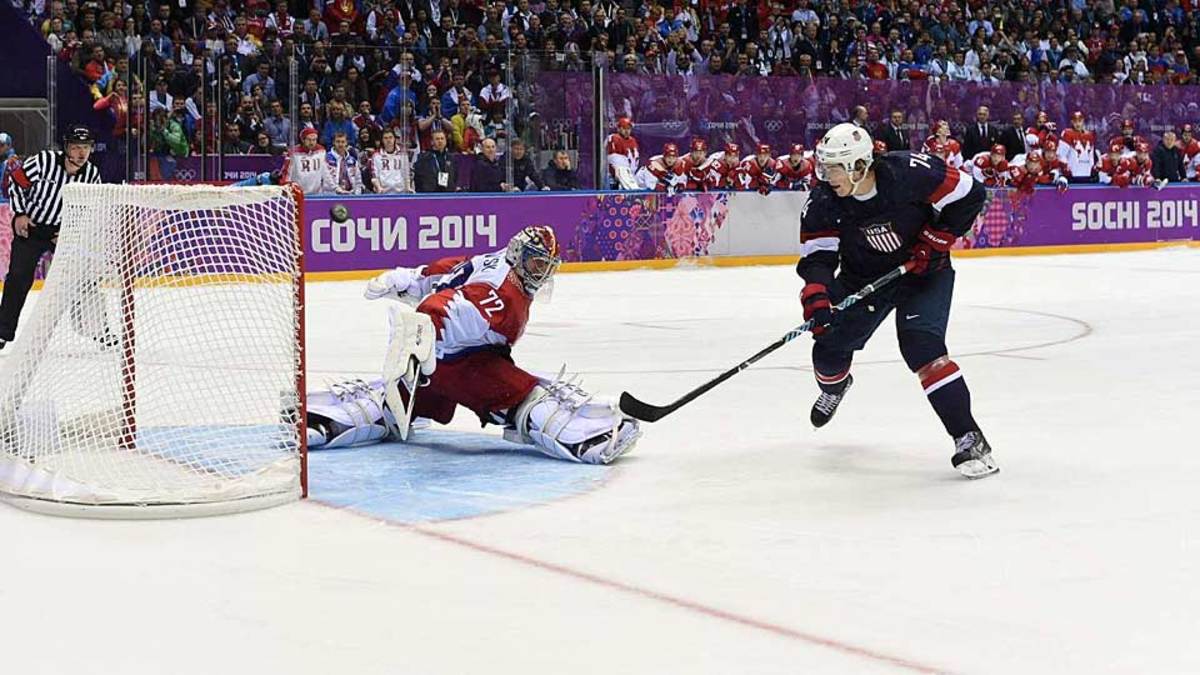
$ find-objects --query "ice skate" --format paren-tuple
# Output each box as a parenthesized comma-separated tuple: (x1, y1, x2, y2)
(810, 375, 852, 428)
(951, 431, 999, 479)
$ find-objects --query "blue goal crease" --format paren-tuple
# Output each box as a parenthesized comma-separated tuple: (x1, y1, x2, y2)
(307, 429, 609, 523)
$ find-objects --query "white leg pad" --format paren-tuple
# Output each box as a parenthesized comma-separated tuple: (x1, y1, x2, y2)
(306, 380, 398, 449)
(504, 378, 641, 465)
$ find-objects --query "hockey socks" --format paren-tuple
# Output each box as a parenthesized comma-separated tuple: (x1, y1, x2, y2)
(918, 357, 979, 439)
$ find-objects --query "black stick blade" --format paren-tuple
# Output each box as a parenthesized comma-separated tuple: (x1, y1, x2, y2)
(618, 392, 676, 422)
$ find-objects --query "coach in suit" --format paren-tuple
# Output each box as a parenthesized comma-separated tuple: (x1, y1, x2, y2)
(962, 106, 998, 159)
(997, 111, 1027, 160)
(879, 110, 911, 152)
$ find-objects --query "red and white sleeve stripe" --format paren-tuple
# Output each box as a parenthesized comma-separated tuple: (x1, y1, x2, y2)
(928, 166, 974, 210)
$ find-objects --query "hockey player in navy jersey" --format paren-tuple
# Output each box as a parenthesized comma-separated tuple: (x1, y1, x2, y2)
(797, 123, 997, 479)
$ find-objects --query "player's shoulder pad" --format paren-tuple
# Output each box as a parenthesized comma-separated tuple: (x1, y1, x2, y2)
(801, 183, 840, 228)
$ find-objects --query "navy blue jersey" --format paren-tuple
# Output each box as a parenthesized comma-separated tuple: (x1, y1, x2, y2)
(797, 151, 986, 289)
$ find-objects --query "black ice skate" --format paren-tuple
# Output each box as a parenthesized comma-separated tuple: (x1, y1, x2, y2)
(951, 431, 999, 479)
(810, 375, 853, 428)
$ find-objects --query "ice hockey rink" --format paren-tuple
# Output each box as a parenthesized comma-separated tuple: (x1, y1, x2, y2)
(2, 246, 1198, 675)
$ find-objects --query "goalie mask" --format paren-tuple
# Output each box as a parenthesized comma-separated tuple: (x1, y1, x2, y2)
(506, 225, 561, 295)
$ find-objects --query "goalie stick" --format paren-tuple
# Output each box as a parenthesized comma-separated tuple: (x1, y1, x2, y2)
(618, 262, 913, 422)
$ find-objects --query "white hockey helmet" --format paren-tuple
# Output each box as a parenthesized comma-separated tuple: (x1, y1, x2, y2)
(506, 225, 561, 295)
(814, 122, 875, 185)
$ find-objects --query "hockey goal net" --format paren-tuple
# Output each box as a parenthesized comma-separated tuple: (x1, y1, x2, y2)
(0, 183, 306, 518)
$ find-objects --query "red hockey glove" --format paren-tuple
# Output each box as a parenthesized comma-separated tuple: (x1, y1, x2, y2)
(801, 283, 834, 336)
(909, 226, 956, 276)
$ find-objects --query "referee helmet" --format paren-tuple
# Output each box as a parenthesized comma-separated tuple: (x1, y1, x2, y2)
(63, 125, 95, 147)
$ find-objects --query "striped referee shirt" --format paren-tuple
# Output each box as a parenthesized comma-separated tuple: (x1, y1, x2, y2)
(7, 150, 102, 229)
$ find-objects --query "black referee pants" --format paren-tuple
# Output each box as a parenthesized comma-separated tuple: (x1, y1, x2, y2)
(0, 227, 55, 341)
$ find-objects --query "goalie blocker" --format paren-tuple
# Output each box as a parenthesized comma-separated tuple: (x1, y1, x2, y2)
(307, 226, 641, 464)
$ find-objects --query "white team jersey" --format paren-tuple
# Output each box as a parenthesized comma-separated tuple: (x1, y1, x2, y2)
(412, 250, 532, 359)
(284, 145, 331, 194)
(371, 148, 412, 193)
(1061, 131, 1096, 178)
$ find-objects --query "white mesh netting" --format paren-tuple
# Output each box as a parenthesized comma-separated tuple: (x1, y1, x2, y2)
(0, 183, 305, 517)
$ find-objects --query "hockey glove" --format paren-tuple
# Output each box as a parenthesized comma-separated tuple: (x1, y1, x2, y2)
(1054, 175, 1069, 192)
(909, 226, 956, 276)
(801, 283, 835, 336)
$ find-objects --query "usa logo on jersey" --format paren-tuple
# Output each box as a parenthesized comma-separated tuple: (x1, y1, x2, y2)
(862, 222, 904, 253)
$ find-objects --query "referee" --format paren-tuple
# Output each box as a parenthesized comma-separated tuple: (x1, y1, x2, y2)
(0, 125, 102, 352)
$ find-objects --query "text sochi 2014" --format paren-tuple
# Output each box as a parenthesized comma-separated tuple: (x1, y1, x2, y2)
(310, 214, 500, 252)
(1070, 199, 1199, 231)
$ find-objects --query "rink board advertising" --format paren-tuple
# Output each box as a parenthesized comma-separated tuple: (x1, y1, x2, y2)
(3, 187, 1199, 284)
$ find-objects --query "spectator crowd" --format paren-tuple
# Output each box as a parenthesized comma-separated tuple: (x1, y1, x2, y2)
(17, 0, 1200, 192)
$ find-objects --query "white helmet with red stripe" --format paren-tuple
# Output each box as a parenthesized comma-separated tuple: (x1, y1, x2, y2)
(506, 225, 561, 295)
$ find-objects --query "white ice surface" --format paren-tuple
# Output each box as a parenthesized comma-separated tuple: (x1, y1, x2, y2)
(3, 248, 1199, 674)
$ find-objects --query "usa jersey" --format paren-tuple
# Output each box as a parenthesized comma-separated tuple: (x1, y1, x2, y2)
(282, 144, 332, 194)
(412, 251, 533, 360)
(797, 152, 985, 289)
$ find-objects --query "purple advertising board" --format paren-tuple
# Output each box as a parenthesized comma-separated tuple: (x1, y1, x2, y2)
(302, 190, 733, 271)
(5, 187, 1200, 290)
(965, 185, 1200, 250)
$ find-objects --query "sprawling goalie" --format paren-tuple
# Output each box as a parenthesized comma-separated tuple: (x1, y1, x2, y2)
(305, 226, 641, 464)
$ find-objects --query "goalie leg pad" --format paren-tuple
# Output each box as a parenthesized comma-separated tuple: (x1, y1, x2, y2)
(306, 380, 397, 449)
(504, 376, 641, 465)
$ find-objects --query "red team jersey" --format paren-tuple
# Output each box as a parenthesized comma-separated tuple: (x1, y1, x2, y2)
(922, 136, 963, 168)
(1109, 133, 1149, 154)
(739, 156, 780, 193)
(644, 154, 687, 191)
(414, 251, 533, 360)
(681, 154, 715, 190)
(706, 152, 743, 189)
(1181, 138, 1200, 179)
(604, 132, 640, 181)
(970, 152, 1010, 187)
(775, 155, 813, 189)
(1099, 155, 1135, 187)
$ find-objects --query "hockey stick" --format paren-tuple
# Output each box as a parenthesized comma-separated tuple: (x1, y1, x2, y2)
(618, 262, 914, 422)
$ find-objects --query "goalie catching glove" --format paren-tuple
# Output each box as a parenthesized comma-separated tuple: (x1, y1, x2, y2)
(364, 266, 427, 304)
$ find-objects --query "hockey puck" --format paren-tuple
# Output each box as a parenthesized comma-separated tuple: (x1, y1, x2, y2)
(330, 204, 349, 222)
